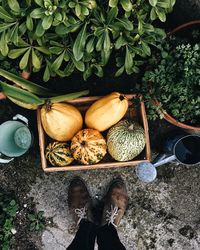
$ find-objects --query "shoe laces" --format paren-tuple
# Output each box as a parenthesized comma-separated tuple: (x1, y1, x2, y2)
(106, 205, 119, 228)
(74, 207, 87, 225)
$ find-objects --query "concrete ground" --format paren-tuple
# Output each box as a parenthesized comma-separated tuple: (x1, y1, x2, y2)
(28, 160, 200, 250)
(1, 101, 200, 250)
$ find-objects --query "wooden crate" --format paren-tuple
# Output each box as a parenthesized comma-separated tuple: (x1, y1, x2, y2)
(37, 94, 151, 172)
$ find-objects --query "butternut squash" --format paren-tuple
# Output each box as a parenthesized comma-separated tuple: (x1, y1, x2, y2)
(41, 102, 83, 141)
(85, 92, 129, 131)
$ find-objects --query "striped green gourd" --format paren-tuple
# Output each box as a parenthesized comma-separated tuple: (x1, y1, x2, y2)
(107, 119, 146, 161)
(45, 142, 74, 167)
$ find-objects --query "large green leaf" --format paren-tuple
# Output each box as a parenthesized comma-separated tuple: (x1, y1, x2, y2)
(51, 51, 65, 70)
(109, 0, 118, 8)
(86, 37, 95, 53)
(0, 31, 8, 56)
(0, 22, 15, 32)
(121, 0, 132, 12)
(141, 41, 151, 56)
(19, 49, 31, 69)
(125, 46, 133, 72)
(8, 0, 20, 13)
(103, 30, 111, 52)
(30, 8, 43, 19)
(32, 49, 41, 69)
(107, 7, 118, 24)
(55, 22, 81, 35)
(73, 23, 87, 61)
(0, 69, 56, 96)
(49, 90, 89, 103)
(42, 15, 53, 30)
(26, 15, 33, 31)
(149, 0, 157, 7)
(0, 6, 14, 22)
(35, 21, 45, 37)
(8, 48, 29, 59)
(35, 0, 44, 7)
(0, 81, 44, 105)
(71, 57, 85, 71)
(116, 18, 133, 31)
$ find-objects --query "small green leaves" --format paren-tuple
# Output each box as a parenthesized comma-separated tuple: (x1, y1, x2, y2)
(0, 0, 176, 81)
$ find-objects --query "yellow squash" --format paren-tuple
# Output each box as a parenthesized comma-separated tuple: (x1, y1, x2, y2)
(41, 102, 83, 141)
(85, 92, 129, 131)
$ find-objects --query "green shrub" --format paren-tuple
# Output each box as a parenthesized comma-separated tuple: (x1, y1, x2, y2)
(141, 39, 200, 126)
(0, 190, 19, 250)
(0, 0, 176, 81)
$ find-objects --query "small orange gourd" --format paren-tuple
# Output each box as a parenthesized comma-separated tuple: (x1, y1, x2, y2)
(85, 92, 129, 131)
(71, 129, 107, 165)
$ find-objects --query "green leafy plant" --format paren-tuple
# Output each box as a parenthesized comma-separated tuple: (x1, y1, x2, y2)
(0, 0, 176, 81)
(0, 69, 89, 108)
(0, 190, 19, 250)
(141, 39, 200, 126)
(27, 211, 45, 231)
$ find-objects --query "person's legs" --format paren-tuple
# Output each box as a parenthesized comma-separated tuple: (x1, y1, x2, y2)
(97, 177, 128, 250)
(67, 177, 96, 250)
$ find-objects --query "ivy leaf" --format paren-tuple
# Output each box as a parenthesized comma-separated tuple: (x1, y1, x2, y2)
(73, 23, 87, 61)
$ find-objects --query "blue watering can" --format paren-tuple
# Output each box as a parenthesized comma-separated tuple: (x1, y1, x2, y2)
(136, 133, 200, 183)
(0, 114, 33, 163)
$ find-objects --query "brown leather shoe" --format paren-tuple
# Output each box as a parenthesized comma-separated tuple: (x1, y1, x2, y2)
(101, 177, 128, 227)
(68, 177, 93, 225)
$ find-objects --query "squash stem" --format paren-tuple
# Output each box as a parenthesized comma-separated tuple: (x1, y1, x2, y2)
(128, 124, 134, 130)
(119, 94, 125, 101)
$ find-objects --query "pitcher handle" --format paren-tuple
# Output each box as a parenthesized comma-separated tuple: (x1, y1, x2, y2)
(13, 114, 28, 125)
(0, 153, 14, 163)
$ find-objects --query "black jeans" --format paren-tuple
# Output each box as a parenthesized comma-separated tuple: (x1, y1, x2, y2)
(67, 220, 126, 250)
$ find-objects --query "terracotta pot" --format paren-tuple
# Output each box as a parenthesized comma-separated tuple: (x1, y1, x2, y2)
(0, 71, 30, 100)
(159, 20, 200, 131)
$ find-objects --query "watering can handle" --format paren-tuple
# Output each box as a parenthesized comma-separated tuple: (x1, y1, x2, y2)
(13, 114, 28, 125)
(0, 153, 14, 163)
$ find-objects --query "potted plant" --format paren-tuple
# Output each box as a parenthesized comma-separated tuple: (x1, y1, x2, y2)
(0, 0, 175, 82)
(141, 20, 200, 130)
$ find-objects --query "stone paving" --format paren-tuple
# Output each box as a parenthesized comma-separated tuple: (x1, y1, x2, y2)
(27, 159, 200, 250)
